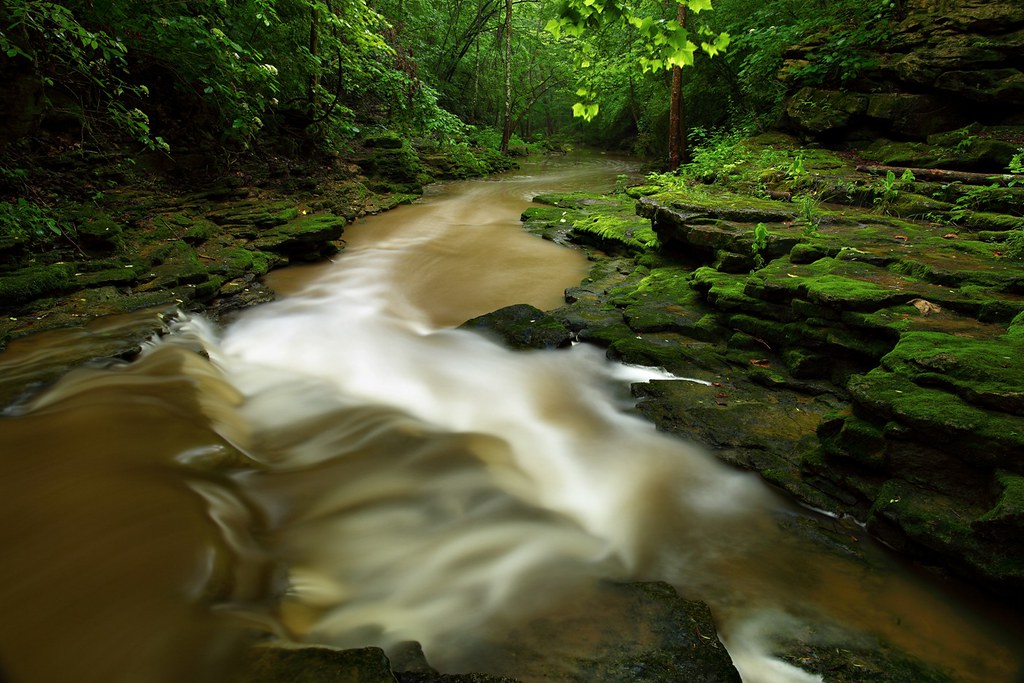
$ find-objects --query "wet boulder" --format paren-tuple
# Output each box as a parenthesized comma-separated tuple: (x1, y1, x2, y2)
(460, 304, 572, 350)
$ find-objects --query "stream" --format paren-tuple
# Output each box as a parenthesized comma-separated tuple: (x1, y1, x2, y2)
(1, 153, 1021, 683)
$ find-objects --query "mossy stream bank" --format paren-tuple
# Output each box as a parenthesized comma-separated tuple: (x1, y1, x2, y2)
(0, 132, 518, 407)
(477, 132, 1024, 612)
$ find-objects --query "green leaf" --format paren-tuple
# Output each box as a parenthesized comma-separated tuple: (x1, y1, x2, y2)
(666, 40, 697, 68)
(686, 0, 713, 12)
(544, 18, 562, 40)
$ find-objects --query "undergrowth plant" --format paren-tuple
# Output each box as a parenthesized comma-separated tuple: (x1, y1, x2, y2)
(874, 168, 915, 212)
(0, 198, 67, 245)
(1008, 148, 1023, 185)
(1005, 230, 1024, 260)
(751, 221, 769, 269)
(795, 193, 822, 235)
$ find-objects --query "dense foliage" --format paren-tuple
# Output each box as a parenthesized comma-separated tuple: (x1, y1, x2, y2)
(0, 0, 909, 161)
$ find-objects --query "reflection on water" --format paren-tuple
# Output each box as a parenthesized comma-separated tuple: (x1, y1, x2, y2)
(1, 153, 1021, 683)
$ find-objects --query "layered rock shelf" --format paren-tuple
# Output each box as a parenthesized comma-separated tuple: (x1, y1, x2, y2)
(511, 139, 1024, 602)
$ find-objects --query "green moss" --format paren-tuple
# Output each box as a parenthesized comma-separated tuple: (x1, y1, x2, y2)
(803, 274, 902, 311)
(72, 266, 140, 287)
(977, 471, 1024, 526)
(848, 368, 1024, 465)
(193, 275, 226, 300)
(520, 205, 568, 222)
(572, 207, 659, 252)
(869, 481, 973, 542)
(782, 347, 831, 378)
(727, 313, 788, 344)
(790, 242, 837, 263)
(73, 207, 123, 247)
(0, 263, 74, 305)
(1007, 311, 1024, 341)
(693, 267, 795, 321)
(608, 334, 728, 374)
(961, 211, 1024, 232)
(609, 267, 694, 306)
(183, 219, 218, 244)
(879, 331, 1024, 415)
(625, 184, 661, 198)
(822, 416, 887, 469)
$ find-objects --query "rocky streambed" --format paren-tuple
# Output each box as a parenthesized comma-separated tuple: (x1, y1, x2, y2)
(3, 137, 1023, 682)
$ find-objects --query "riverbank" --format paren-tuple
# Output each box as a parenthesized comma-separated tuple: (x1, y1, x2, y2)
(487, 130, 1024, 608)
(0, 132, 522, 406)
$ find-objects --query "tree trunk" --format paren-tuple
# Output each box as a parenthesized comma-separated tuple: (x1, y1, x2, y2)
(472, 38, 480, 122)
(668, 3, 687, 169)
(308, 5, 320, 113)
(499, 0, 513, 154)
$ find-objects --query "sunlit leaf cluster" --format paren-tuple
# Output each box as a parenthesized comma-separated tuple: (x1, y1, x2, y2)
(544, 0, 729, 121)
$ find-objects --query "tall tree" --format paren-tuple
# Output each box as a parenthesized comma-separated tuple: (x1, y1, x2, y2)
(668, 2, 687, 168)
(499, 0, 513, 152)
(545, 0, 729, 163)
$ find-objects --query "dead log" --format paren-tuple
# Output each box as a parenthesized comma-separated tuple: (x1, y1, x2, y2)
(855, 164, 1020, 187)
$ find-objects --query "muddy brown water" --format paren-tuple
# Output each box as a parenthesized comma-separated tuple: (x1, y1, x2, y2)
(1, 153, 1022, 683)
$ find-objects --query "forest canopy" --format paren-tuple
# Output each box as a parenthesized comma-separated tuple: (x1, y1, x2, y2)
(0, 0, 899, 161)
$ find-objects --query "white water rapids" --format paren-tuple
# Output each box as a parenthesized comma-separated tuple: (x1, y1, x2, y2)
(1, 155, 1020, 683)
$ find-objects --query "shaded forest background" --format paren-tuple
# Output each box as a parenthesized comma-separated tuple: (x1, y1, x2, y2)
(0, 0, 898, 162)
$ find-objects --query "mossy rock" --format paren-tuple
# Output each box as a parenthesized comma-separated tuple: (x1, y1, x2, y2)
(607, 333, 729, 374)
(608, 267, 697, 307)
(858, 139, 943, 168)
(0, 263, 74, 307)
(878, 330, 1024, 416)
(72, 265, 140, 288)
(960, 211, 1024, 233)
(460, 304, 572, 350)
(867, 479, 1024, 594)
(778, 635, 955, 683)
(72, 207, 123, 248)
(751, 257, 919, 312)
(520, 205, 568, 223)
(638, 193, 796, 224)
(363, 132, 405, 149)
(206, 200, 295, 230)
(251, 213, 345, 253)
(191, 275, 226, 300)
(206, 246, 276, 280)
(973, 470, 1024, 544)
(847, 368, 1024, 467)
(137, 240, 208, 289)
(570, 200, 659, 253)
(356, 139, 425, 190)
(182, 218, 219, 245)
(533, 191, 620, 210)
(231, 646, 396, 683)
(785, 88, 867, 135)
(566, 582, 741, 683)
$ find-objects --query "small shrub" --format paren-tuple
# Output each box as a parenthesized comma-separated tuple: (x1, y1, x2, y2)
(751, 222, 769, 270)
(0, 199, 66, 245)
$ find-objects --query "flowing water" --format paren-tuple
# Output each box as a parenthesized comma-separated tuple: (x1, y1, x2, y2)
(1, 153, 1022, 683)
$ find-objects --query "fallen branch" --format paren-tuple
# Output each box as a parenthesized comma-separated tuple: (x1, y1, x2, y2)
(855, 164, 1020, 187)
